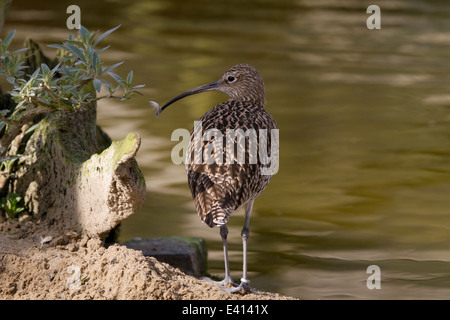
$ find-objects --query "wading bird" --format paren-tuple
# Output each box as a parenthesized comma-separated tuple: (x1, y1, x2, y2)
(156, 64, 278, 293)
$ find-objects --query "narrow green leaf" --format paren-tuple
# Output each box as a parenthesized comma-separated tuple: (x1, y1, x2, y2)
(30, 67, 41, 79)
(3, 30, 16, 47)
(82, 92, 93, 101)
(101, 61, 123, 75)
(107, 71, 123, 84)
(126, 70, 133, 87)
(93, 25, 121, 47)
(88, 30, 99, 46)
(129, 90, 143, 96)
(14, 100, 26, 110)
(6, 76, 15, 84)
(0, 156, 20, 162)
(49, 62, 61, 77)
(93, 78, 102, 93)
(41, 63, 50, 76)
(47, 44, 67, 50)
(65, 43, 85, 61)
(65, 40, 84, 47)
(87, 47, 100, 72)
(10, 48, 28, 55)
(60, 66, 73, 77)
(99, 78, 112, 86)
(96, 45, 110, 54)
(79, 25, 90, 43)
(25, 122, 39, 135)
(108, 84, 120, 95)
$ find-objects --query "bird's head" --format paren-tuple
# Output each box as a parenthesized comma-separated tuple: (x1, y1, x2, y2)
(156, 64, 266, 115)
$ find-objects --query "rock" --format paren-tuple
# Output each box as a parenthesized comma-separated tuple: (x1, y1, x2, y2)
(87, 238, 103, 250)
(13, 105, 146, 238)
(39, 235, 52, 248)
(123, 236, 207, 277)
(18, 213, 32, 222)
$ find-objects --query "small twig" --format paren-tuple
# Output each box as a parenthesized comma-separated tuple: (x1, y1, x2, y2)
(93, 94, 122, 101)
(39, 83, 60, 105)
(28, 96, 53, 110)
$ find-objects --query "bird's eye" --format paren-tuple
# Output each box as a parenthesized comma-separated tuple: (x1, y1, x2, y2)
(227, 75, 236, 83)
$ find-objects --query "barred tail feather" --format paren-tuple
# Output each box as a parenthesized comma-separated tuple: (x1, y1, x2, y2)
(203, 204, 232, 228)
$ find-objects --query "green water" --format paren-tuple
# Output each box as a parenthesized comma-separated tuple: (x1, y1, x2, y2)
(7, 0, 450, 299)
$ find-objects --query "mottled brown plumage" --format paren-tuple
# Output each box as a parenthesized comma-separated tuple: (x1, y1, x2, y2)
(188, 99, 275, 227)
(159, 64, 277, 293)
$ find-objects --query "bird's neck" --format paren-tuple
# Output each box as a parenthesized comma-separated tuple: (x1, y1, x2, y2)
(227, 97, 266, 108)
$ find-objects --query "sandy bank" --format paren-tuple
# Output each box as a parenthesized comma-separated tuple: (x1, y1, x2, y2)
(0, 218, 296, 300)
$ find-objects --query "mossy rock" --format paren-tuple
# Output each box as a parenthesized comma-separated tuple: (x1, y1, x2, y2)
(123, 236, 208, 277)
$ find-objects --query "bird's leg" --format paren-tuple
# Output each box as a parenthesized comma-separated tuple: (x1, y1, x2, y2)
(226, 200, 258, 294)
(219, 224, 238, 287)
(202, 224, 238, 287)
(241, 201, 252, 285)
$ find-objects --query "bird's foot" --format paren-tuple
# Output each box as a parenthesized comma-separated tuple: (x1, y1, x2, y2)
(201, 276, 239, 288)
(222, 278, 258, 295)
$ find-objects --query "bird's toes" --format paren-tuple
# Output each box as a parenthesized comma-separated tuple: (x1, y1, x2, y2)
(201, 276, 238, 287)
(222, 281, 258, 295)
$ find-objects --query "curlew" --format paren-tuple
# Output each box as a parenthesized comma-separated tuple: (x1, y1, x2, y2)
(156, 64, 278, 293)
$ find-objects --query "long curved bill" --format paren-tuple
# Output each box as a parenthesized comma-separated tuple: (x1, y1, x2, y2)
(156, 80, 220, 116)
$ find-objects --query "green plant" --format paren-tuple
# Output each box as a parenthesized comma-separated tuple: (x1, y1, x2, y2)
(0, 25, 145, 161)
(0, 192, 24, 219)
